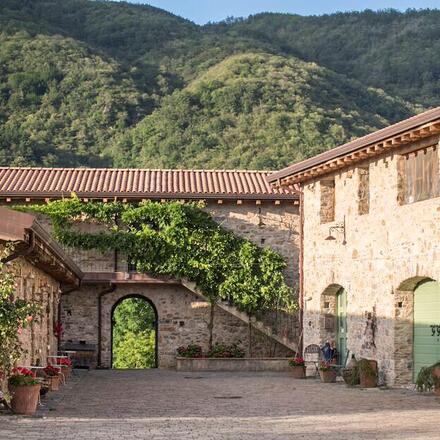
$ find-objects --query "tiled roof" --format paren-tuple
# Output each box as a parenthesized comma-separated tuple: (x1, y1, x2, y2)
(0, 168, 298, 200)
(269, 106, 440, 184)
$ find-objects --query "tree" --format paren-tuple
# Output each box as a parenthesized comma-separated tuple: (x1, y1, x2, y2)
(0, 246, 39, 402)
(112, 297, 156, 369)
(112, 330, 156, 369)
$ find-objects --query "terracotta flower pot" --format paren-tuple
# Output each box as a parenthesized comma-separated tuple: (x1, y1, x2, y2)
(49, 375, 60, 391)
(291, 365, 306, 379)
(9, 384, 41, 415)
(319, 369, 337, 383)
(60, 366, 71, 381)
(359, 360, 378, 388)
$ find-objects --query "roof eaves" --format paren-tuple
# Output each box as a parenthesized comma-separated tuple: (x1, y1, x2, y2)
(268, 107, 440, 184)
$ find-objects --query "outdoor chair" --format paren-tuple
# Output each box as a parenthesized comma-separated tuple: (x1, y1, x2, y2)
(303, 344, 321, 377)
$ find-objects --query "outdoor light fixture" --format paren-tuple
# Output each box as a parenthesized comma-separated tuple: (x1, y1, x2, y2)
(257, 207, 266, 227)
(325, 216, 347, 245)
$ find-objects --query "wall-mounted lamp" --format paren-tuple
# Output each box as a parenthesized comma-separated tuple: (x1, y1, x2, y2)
(325, 216, 347, 245)
(258, 207, 265, 228)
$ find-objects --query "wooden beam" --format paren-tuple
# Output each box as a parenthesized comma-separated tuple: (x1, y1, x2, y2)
(255, 200, 262, 205)
(217, 199, 223, 205)
(236, 199, 243, 205)
(274, 200, 281, 205)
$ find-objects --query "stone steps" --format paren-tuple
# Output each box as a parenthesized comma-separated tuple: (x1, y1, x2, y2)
(181, 279, 298, 354)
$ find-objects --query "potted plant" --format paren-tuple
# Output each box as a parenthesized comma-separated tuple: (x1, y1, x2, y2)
(8, 367, 41, 415)
(56, 358, 72, 380)
(43, 366, 61, 391)
(358, 359, 378, 388)
(319, 361, 337, 383)
(289, 356, 306, 379)
(416, 362, 440, 395)
(342, 354, 360, 386)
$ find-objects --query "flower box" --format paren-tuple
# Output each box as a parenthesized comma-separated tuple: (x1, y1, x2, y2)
(176, 357, 291, 372)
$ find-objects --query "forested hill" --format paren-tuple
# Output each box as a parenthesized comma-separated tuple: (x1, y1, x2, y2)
(0, 0, 438, 169)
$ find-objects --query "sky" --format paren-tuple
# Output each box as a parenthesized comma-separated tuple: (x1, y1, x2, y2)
(125, 1, 439, 24)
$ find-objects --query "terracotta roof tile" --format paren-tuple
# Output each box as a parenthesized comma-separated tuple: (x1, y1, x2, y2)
(0, 168, 298, 200)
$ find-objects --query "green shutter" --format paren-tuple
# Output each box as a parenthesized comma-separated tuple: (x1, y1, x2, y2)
(413, 281, 440, 381)
(337, 289, 347, 362)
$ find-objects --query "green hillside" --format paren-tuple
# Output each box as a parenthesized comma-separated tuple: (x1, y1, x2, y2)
(116, 53, 413, 170)
(0, 0, 438, 169)
(224, 10, 440, 106)
(0, 32, 145, 166)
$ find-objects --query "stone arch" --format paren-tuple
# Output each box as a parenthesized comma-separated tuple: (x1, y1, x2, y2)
(397, 276, 434, 292)
(110, 294, 159, 369)
(394, 276, 435, 385)
(319, 284, 344, 346)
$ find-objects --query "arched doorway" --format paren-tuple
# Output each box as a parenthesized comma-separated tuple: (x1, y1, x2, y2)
(111, 295, 158, 369)
(413, 280, 440, 380)
(320, 284, 348, 362)
(336, 288, 348, 361)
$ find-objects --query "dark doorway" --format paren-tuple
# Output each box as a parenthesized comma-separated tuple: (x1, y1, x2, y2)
(111, 295, 158, 369)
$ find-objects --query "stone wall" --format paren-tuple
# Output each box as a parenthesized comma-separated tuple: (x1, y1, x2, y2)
(37, 199, 300, 366)
(205, 201, 299, 288)
(61, 283, 294, 368)
(301, 135, 440, 386)
(9, 257, 61, 366)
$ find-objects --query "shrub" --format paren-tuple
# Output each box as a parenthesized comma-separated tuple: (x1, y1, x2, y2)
(416, 362, 440, 392)
(177, 344, 203, 358)
(207, 342, 245, 358)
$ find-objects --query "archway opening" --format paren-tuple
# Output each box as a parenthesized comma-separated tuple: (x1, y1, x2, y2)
(111, 295, 158, 369)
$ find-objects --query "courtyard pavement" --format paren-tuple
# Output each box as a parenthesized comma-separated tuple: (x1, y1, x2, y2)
(0, 369, 439, 440)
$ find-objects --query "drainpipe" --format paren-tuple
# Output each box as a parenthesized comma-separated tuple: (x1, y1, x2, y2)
(58, 281, 82, 352)
(97, 283, 116, 368)
(298, 187, 305, 355)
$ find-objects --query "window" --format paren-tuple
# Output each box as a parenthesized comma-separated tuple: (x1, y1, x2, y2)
(398, 145, 439, 205)
(320, 178, 335, 223)
(358, 166, 370, 215)
(127, 258, 137, 272)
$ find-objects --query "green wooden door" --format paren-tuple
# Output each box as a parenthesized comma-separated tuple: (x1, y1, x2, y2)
(413, 280, 440, 381)
(337, 289, 347, 363)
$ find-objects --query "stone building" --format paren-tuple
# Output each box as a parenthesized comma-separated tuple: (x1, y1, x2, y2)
(269, 107, 440, 386)
(0, 207, 82, 366)
(0, 169, 300, 368)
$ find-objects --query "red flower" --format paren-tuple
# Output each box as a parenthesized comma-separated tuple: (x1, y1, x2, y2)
(43, 365, 60, 376)
(289, 356, 305, 367)
(54, 322, 64, 338)
(56, 358, 72, 366)
(11, 367, 36, 378)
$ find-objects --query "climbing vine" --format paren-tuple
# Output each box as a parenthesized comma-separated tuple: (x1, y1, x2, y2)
(20, 196, 295, 318)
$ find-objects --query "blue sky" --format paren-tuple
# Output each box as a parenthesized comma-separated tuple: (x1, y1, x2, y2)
(125, 1, 439, 24)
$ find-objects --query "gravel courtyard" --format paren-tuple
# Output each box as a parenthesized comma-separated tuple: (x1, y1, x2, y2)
(1, 369, 439, 440)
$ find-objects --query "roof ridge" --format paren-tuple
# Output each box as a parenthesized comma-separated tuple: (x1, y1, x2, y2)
(0, 166, 272, 173)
